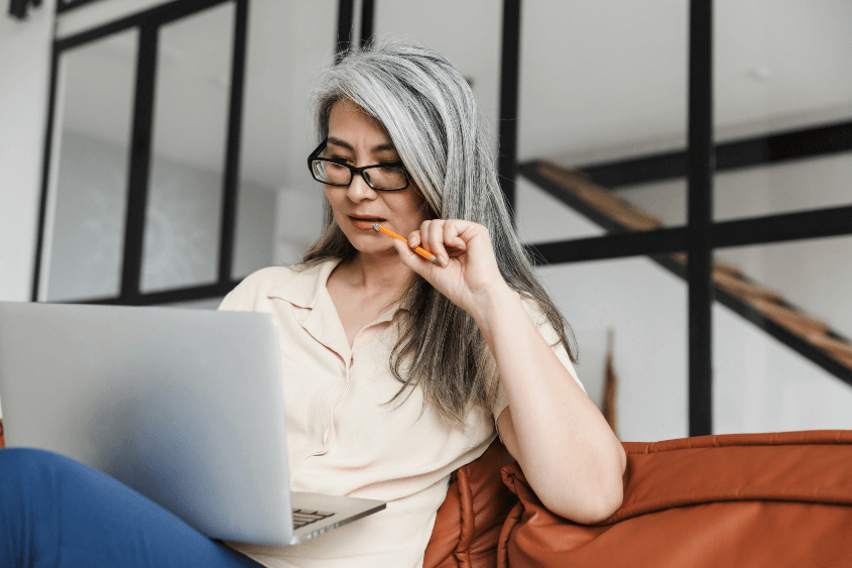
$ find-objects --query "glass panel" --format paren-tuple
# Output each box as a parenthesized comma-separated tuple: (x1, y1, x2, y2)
(536, 254, 689, 443)
(231, 179, 276, 278)
(43, 29, 138, 302)
(713, 237, 852, 433)
(518, 0, 688, 241)
(141, 3, 234, 293)
(714, 0, 852, 220)
(231, 0, 336, 278)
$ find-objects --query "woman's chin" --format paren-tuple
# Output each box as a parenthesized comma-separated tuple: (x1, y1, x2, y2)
(349, 239, 399, 259)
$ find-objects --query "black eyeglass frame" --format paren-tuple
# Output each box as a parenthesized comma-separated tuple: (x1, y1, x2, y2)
(306, 139, 411, 192)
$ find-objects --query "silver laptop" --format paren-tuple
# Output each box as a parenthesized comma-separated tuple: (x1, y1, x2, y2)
(0, 301, 385, 546)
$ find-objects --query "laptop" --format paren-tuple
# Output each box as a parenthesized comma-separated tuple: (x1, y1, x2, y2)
(0, 301, 385, 546)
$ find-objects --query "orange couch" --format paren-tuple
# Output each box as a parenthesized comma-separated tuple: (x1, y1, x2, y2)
(424, 430, 852, 568)
(3, 419, 850, 566)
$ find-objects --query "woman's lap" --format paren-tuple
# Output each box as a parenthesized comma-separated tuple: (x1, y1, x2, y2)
(0, 448, 262, 568)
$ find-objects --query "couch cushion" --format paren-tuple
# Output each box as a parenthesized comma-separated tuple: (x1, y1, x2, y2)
(498, 430, 852, 568)
(424, 438, 517, 568)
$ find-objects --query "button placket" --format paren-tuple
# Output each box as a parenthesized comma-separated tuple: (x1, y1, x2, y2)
(292, 356, 351, 476)
(292, 307, 398, 476)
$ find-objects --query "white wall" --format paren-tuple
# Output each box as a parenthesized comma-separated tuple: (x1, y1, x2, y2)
(516, 178, 689, 441)
(0, 0, 55, 302)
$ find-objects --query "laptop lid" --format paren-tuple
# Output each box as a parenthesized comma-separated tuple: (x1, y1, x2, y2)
(0, 301, 382, 546)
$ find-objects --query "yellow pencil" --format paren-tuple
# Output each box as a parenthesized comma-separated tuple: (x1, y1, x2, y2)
(373, 224, 439, 263)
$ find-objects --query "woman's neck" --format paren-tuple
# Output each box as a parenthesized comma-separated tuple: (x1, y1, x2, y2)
(333, 251, 415, 298)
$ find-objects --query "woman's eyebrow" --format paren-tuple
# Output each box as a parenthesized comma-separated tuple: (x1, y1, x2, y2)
(326, 137, 354, 152)
(327, 137, 397, 155)
(371, 142, 397, 153)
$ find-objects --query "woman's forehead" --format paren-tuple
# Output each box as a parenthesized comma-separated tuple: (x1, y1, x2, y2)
(327, 99, 395, 150)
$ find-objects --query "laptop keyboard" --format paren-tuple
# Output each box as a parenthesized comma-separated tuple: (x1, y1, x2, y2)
(292, 508, 335, 529)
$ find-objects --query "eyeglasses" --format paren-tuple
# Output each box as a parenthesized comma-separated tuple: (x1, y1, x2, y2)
(307, 139, 411, 192)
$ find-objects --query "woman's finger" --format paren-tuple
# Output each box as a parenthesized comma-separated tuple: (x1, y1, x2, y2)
(392, 237, 435, 277)
(443, 220, 468, 253)
(407, 223, 423, 248)
(423, 219, 450, 267)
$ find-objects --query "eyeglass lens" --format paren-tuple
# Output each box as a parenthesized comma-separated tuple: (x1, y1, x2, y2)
(311, 160, 407, 191)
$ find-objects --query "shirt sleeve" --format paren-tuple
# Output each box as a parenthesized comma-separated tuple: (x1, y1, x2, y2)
(491, 298, 584, 424)
(216, 267, 277, 313)
(217, 290, 238, 312)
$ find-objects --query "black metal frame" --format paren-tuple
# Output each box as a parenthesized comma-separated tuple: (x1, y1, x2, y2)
(519, 165, 852, 390)
(497, 0, 522, 217)
(8, 0, 41, 19)
(359, 0, 374, 48)
(686, 0, 714, 436)
(335, 0, 354, 61)
(569, 120, 852, 189)
(55, 0, 99, 14)
(33, 0, 248, 305)
(510, 1, 852, 434)
(36, 0, 359, 306)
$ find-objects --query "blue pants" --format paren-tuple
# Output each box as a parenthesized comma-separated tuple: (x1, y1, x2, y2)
(0, 448, 263, 568)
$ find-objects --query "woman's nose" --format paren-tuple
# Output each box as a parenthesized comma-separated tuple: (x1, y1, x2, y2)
(346, 172, 377, 202)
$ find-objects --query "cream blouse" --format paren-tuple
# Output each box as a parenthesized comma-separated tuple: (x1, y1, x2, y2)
(218, 259, 582, 568)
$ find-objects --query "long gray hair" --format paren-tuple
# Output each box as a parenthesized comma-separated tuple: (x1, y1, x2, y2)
(304, 38, 577, 426)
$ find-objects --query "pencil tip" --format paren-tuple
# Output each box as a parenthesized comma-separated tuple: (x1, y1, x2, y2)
(373, 223, 380, 231)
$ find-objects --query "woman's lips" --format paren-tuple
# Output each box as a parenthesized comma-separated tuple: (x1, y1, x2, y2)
(348, 216, 386, 231)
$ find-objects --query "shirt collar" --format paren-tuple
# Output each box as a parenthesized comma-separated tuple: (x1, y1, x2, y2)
(267, 258, 342, 309)
(267, 257, 410, 360)
(267, 257, 411, 316)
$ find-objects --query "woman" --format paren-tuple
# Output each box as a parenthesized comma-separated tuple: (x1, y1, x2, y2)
(218, 38, 625, 567)
(0, 39, 623, 568)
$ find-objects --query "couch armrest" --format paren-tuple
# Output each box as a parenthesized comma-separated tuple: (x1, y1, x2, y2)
(424, 438, 517, 568)
(499, 430, 852, 568)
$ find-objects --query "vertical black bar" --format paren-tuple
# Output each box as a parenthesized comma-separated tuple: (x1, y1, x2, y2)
(32, 43, 60, 301)
(498, 0, 522, 217)
(121, 24, 158, 305)
(687, 0, 714, 436)
(218, 0, 247, 287)
(359, 0, 374, 48)
(335, 0, 354, 60)
(8, 0, 27, 19)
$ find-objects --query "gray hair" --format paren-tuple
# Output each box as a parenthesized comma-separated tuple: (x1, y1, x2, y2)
(304, 38, 577, 426)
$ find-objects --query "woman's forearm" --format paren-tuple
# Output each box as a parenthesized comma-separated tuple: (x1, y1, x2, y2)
(471, 284, 626, 523)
